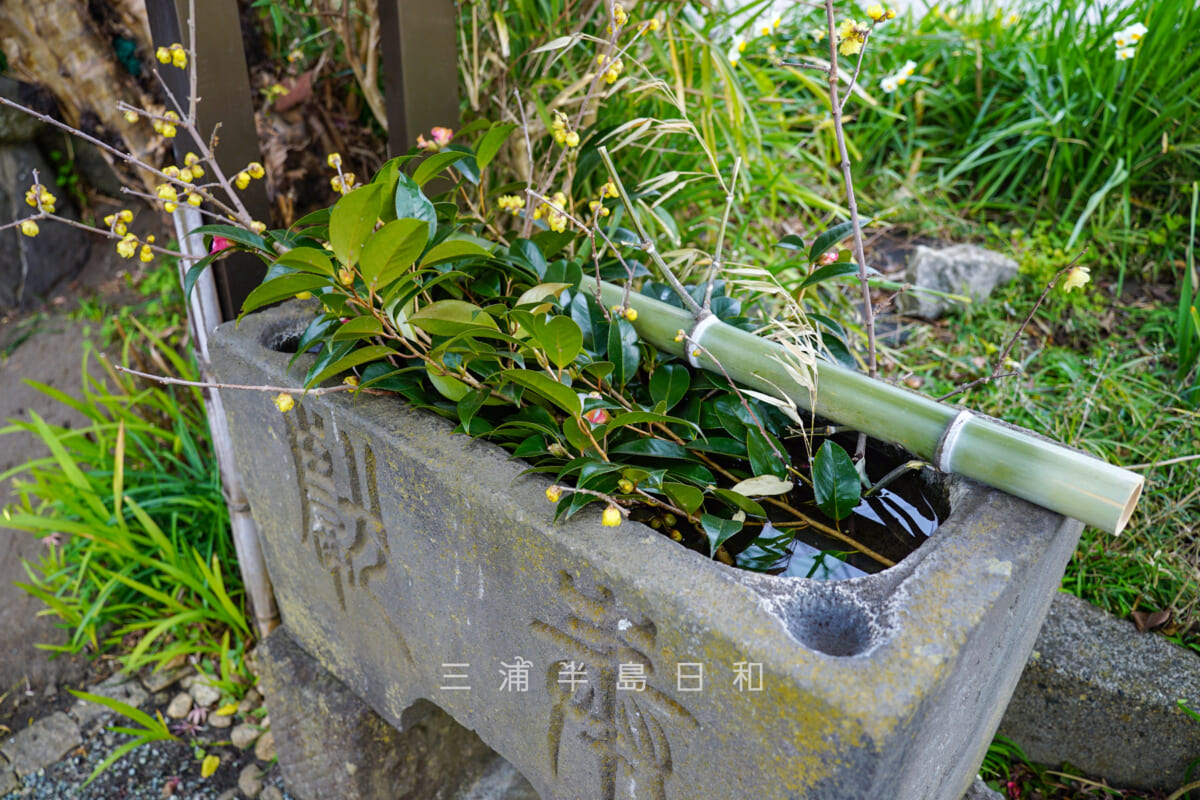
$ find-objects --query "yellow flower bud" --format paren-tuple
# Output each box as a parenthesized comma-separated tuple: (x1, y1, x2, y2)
(274, 393, 295, 413)
(163, 165, 180, 179)
(343, 375, 359, 387)
(171, 47, 188, 69)
(327, 152, 342, 169)
(116, 236, 138, 259)
(564, 131, 580, 148)
(139, 244, 154, 262)
(250, 220, 266, 234)
(20, 219, 38, 237)
(161, 123, 177, 138)
(164, 201, 178, 213)
(119, 209, 134, 223)
(546, 485, 563, 503)
(246, 162, 265, 179)
(618, 479, 634, 493)
(602, 506, 622, 527)
(624, 308, 638, 321)
(337, 267, 355, 287)
(234, 171, 250, 190)
(187, 193, 203, 207)
(156, 46, 171, 64)
(123, 110, 139, 123)
(295, 291, 313, 300)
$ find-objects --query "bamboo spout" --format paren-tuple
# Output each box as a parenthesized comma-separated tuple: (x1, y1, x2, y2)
(582, 277, 1143, 534)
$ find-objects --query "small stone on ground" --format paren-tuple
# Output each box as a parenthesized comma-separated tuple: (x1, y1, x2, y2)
(0, 711, 82, 777)
(165, 691, 194, 719)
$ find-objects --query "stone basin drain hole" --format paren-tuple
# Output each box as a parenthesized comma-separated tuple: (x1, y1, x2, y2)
(783, 592, 880, 657)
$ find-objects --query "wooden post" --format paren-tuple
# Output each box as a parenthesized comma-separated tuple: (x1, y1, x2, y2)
(145, 0, 270, 320)
(378, 0, 460, 156)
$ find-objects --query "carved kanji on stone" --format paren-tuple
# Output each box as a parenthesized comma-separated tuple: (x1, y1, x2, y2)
(533, 570, 696, 800)
(286, 405, 388, 610)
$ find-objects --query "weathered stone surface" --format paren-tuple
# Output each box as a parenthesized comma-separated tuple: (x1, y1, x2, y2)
(209, 710, 235, 729)
(142, 664, 193, 693)
(257, 627, 529, 800)
(189, 675, 222, 707)
(231, 722, 263, 749)
(0, 758, 20, 796)
(261, 786, 285, 800)
(239, 763, 267, 798)
(0, 711, 81, 777)
(1000, 591, 1200, 790)
(0, 78, 40, 143)
(212, 304, 1084, 800)
(961, 776, 1003, 799)
(254, 729, 276, 763)
(898, 244, 1019, 319)
(0, 143, 89, 309)
(69, 672, 150, 730)
(165, 691, 194, 720)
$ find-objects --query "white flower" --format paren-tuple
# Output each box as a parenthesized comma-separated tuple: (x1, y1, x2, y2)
(728, 36, 746, 66)
(880, 75, 900, 92)
(1114, 22, 1148, 47)
(1116, 46, 1136, 61)
(900, 59, 917, 77)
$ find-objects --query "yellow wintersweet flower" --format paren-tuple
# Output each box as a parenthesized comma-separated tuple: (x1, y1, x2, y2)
(838, 20, 869, 56)
(601, 506, 622, 527)
(274, 393, 295, 413)
(155, 184, 179, 202)
(1062, 267, 1091, 293)
(116, 235, 138, 259)
(564, 130, 581, 148)
(185, 152, 204, 177)
(497, 195, 526, 214)
(246, 162, 265, 179)
(234, 171, 251, 190)
(155, 46, 171, 64)
(250, 221, 266, 234)
(546, 485, 563, 503)
(867, 5, 886, 22)
(603, 58, 624, 84)
(123, 110, 139, 123)
(644, 18, 661, 32)
(331, 173, 356, 194)
(139, 244, 154, 262)
(163, 165, 180, 179)
(624, 307, 637, 321)
(20, 219, 38, 237)
(187, 193, 203, 207)
(171, 45, 187, 69)
(327, 152, 343, 169)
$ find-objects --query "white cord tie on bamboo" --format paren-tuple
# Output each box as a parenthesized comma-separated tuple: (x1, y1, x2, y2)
(685, 313, 721, 368)
(935, 409, 974, 472)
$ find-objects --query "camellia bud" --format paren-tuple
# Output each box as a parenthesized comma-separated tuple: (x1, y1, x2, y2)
(602, 506, 622, 527)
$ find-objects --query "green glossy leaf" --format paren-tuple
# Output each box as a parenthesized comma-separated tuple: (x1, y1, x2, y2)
(601, 411, 698, 438)
(504, 369, 581, 417)
(413, 150, 470, 187)
(561, 415, 592, 453)
(182, 251, 219, 301)
(775, 233, 807, 252)
(746, 428, 787, 479)
(329, 184, 384, 267)
(535, 315, 583, 369)
(711, 488, 765, 518)
(609, 439, 692, 460)
(273, 246, 334, 276)
(813, 440, 861, 521)
(607, 317, 639, 389)
(427, 364, 472, 401)
(331, 316, 384, 341)
(394, 173, 437, 239)
(308, 344, 397, 386)
(663, 482, 703, 515)
(649, 363, 690, 411)
(288, 314, 338, 370)
(476, 123, 518, 169)
(808, 217, 872, 263)
(189, 223, 267, 252)
(420, 238, 492, 267)
(359, 219, 428, 288)
(797, 262, 860, 290)
(457, 387, 490, 428)
(700, 514, 743, 557)
(239, 273, 328, 318)
(409, 300, 498, 337)
(730, 475, 793, 496)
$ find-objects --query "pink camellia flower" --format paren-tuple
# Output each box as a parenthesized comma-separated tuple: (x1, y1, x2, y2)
(818, 250, 839, 266)
(584, 408, 610, 425)
(210, 236, 231, 254)
(417, 126, 454, 152)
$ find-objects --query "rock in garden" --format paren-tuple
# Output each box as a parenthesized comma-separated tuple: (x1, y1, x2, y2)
(231, 722, 262, 749)
(142, 665, 192, 693)
(209, 710, 234, 729)
(238, 764, 266, 798)
(0, 711, 82, 777)
(0, 764, 19, 795)
(70, 674, 149, 730)
(898, 243, 1018, 319)
(166, 691, 194, 719)
(962, 776, 1003, 799)
(189, 676, 222, 707)
(237, 688, 264, 714)
(254, 730, 276, 762)
(260, 786, 284, 800)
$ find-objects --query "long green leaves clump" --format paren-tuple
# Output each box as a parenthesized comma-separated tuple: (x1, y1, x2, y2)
(0, 324, 249, 674)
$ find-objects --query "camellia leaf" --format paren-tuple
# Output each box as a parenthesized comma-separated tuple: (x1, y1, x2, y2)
(394, 173, 437, 239)
(413, 150, 470, 187)
(700, 514, 743, 557)
(813, 440, 862, 521)
(503, 369, 581, 417)
(359, 218, 428, 288)
(730, 475, 794, 496)
(711, 488, 765, 519)
(649, 363, 690, 411)
(329, 183, 384, 267)
(419, 238, 493, 267)
(308, 344, 398, 386)
(534, 315, 583, 369)
(663, 482, 704, 515)
(239, 273, 328, 319)
(427, 363, 472, 402)
(746, 428, 787, 479)
(808, 217, 872, 263)
(409, 300, 498, 337)
(797, 261, 861, 290)
(476, 123, 518, 170)
(331, 315, 384, 341)
(272, 246, 334, 276)
(607, 317, 640, 389)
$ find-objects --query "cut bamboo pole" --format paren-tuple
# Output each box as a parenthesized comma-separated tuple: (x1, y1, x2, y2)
(173, 206, 279, 635)
(583, 276, 1143, 535)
